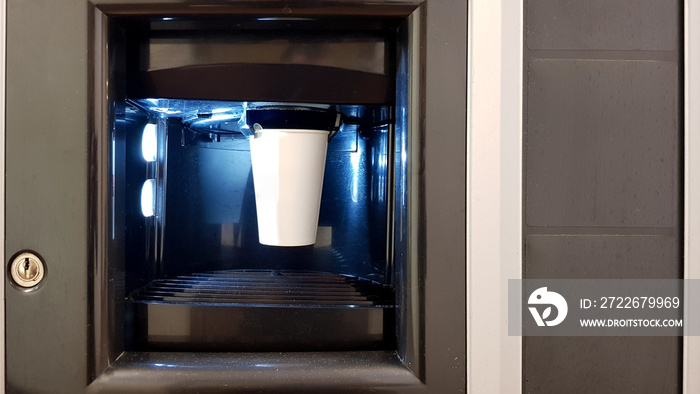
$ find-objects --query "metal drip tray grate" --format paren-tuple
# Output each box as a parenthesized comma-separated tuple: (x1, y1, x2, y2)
(131, 269, 393, 307)
(128, 270, 395, 352)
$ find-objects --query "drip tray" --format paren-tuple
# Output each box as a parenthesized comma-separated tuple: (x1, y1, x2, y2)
(128, 270, 395, 352)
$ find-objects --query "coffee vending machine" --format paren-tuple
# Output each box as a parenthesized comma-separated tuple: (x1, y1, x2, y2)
(4, 1, 466, 392)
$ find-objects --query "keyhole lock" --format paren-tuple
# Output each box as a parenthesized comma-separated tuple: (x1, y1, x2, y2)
(9, 251, 45, 289)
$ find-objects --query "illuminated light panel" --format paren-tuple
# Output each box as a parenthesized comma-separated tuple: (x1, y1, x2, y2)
(142, 123, 157, 162)
(141, 179, 156, 217)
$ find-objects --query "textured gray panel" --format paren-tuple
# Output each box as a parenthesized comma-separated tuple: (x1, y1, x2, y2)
(527, 0, 678, 51)
(525, 235, 679, 279)
(524, 336, 680, 394)
(526, 59, 678, 228)
(525, 235, 680, 393)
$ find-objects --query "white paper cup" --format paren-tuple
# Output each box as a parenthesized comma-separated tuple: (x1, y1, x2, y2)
(250, 128, 330, 246)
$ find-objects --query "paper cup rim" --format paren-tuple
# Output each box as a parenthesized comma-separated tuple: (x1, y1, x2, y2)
(253, 128, 330, 136)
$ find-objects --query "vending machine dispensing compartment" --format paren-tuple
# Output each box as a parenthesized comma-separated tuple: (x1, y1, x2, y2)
(122, 98, 396, 352)
(92, 3, 416, 361)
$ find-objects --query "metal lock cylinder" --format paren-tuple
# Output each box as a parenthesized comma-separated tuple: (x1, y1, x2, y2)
(9, 251, 46, 289)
